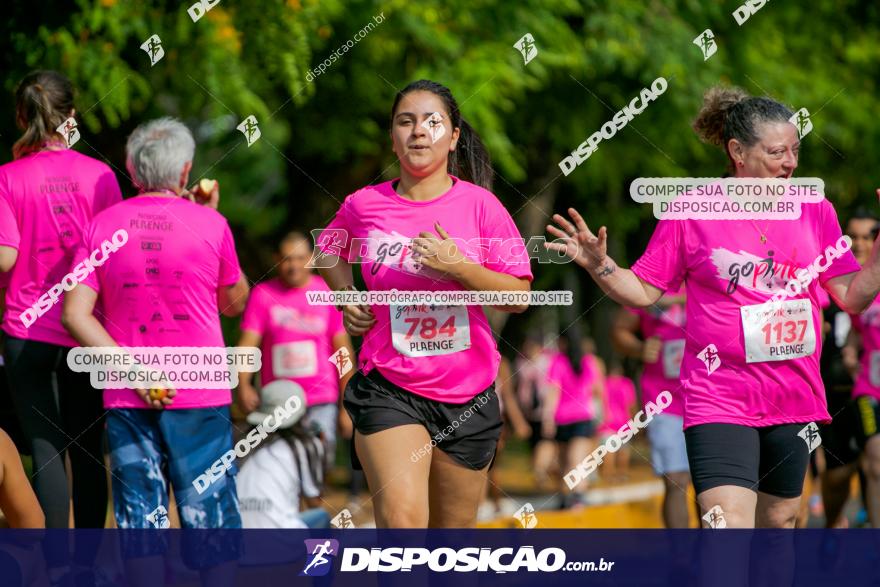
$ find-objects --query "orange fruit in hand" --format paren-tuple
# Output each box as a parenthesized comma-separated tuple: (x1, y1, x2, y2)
(149, 388, 168, 401)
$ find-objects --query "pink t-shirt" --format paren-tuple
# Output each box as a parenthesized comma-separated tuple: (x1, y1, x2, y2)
(319, 177, 533, 403)
(76, 196, 241, 409)
(0, 149, 121, 346)
(600, 375, 636, 435)
(852, 297, 880, 401)
(628, 295, 687, 417)
(631, 200, 859, 429)
(240, 276, 345, 407)
(547, 352, 600, 425)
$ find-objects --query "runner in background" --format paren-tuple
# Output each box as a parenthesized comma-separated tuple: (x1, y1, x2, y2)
(0, 71, 120, 540)
(317, 80, 532, 528)
(515, 333, 555, 490)
(63, 118, 249, 584)
(839, 211, 880, 528)
(544, 330, 603, 508)
(548, 86, 880, 528)
(598, 361, 636, 482)
(819, 209, 877, 527)
(611, 289, 692, 527)
(237, 231, 353, 470)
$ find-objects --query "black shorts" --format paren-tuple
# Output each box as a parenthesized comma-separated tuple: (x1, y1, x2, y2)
(821, 391, 861, 469)
(684, 423, 811, 498)
(343, 369, 502, 471)
(852, 395, 880, 448)
(555, 420, 594, 442)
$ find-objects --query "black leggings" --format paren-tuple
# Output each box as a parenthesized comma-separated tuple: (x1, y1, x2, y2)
(4, 336, 107, 529)
(685, 422, 810, 498)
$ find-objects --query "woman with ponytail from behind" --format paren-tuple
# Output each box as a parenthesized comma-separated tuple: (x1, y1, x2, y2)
(317, 80, 532, 528)
(0, 71, 120, 576)
(548, 85, 880, 529)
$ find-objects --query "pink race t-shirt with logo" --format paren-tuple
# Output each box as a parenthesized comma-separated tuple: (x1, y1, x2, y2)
(627, 294, 687, 417)
(631, 200, 859, 429)
(240, 276, 345, 407)
(76, 196, 241, 409)
(852, 297, 880, 401)
(600, 375, 636, 435)
(0, 149, 121, 346)
(547, 352, 600, 425)
(319, 177, 533, 403)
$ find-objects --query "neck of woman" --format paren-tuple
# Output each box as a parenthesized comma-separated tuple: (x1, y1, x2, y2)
(396, 167, 453, 201)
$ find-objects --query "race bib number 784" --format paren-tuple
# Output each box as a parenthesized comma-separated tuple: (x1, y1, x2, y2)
(391, 304, 471, 357)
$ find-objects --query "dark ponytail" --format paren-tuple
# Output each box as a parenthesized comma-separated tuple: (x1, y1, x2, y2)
(13, 71, 75, 160)
(560, 326, 583, 376)
(693, 85, 794, 172)
(390, 80, 494, 191)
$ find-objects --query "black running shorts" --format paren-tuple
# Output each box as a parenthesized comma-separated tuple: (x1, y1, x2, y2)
(343, 369, 502, 471)
(684, 422, 811, 498)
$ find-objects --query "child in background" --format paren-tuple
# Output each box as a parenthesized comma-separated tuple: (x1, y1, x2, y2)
(237, 381, 330, 529)
(599, 363, 637, 481)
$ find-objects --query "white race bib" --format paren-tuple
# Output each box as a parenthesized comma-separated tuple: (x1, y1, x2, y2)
(870, 351, 880, 387)
(833, 312, 852, 348)
(662, 339, 685, 379)
(391, 304, 471, 357)
(741, 299, 816, 363)
(272, 340, 318, 377)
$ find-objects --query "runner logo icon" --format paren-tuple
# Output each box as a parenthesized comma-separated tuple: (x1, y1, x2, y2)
(693, 29, 717, 60)
(797, 422, 822, 453)
(697, 344, 721, 375)
(301, 539, 339, 577)
(140, 34, 165, 66)
(514, 503, 538, 528)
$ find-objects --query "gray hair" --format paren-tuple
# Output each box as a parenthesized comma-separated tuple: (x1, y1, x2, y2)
(125, 117, 196, 191)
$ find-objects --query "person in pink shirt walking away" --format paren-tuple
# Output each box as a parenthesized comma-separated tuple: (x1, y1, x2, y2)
(63, 117, 249, 584)
(317, 80, 532, 528)
(0, 72, 121, 539)
(548, 86, 880, 528)
(544, 331, 604, 508)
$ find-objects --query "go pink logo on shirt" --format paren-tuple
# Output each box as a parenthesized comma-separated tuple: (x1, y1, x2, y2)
(21, 229, 128, 328)
(711, 247, 800, 295)
(307, 228, 570, 270)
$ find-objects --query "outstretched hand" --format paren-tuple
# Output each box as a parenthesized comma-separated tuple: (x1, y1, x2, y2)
(545, 207, 607, 270)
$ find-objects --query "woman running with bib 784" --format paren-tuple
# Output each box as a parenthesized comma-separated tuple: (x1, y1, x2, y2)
(548, 86, 880, 528)
(318, 80, 532, 528)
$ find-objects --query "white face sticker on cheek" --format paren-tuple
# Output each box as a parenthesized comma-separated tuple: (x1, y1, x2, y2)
(421, 112, 446, 143)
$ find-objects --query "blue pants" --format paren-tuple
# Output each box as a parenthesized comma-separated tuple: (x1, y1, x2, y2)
(107, 407, 242, 567)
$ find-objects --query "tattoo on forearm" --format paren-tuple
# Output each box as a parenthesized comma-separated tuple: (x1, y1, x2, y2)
(597, 263, 615, 277)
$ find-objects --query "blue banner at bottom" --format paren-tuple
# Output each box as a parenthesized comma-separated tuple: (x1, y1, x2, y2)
(0, 529, 878, 586)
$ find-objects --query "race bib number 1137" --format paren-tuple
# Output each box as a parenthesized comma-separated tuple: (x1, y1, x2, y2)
(741, 299, 815, 363)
